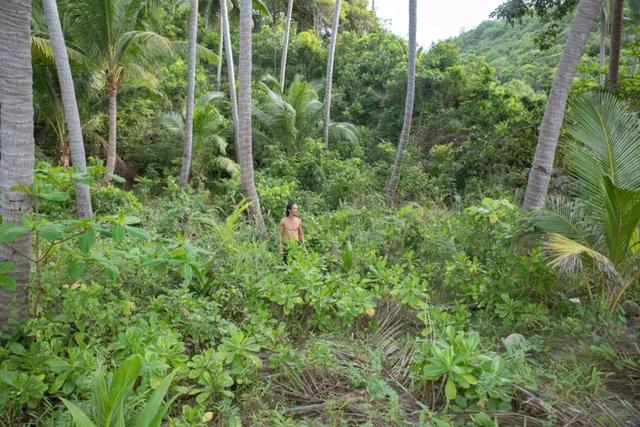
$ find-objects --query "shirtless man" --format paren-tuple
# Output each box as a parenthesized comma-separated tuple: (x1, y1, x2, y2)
(280, 202, 305, 262)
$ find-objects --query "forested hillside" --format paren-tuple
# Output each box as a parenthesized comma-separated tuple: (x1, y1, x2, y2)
(0, 0, 639, 425)
(454, 17, 571, 92)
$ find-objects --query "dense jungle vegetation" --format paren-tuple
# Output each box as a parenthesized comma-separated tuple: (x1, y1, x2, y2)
(0, 0, 639, 425)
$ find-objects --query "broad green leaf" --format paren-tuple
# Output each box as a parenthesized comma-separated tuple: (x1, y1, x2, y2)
(61, 398, 97, 427)
(79, 228, 96, 253)
(39, 191, 69, 202)
(37, 223, 69, 242)
(123, 216, 141, 225)
(601, 176, 640, 264)
(108, 173, 126, 184)
(47, 359, 71, 372)
(108, 355, 142, 421)
(0, 275, 16, 291)
(111, 225, 125, 243)
(462, 374, 477, 385)
(445, 377, 457, 401)
(133, 370, 178, 427)
(422, 364, 445, 380)
(472, 412, 495, 427)
(182, 264, 193, 285)
(124, 225, 148, 239)
(0, 262, 14, 274)
(0, 224, 29, 243)
(67, 259, 87, 280)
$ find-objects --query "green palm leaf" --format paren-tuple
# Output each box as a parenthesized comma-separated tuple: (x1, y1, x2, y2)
(566, 92, 640, 212)
(601, 175, 640, 265)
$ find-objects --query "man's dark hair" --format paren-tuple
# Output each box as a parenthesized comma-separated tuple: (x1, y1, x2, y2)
(286, 201, 296, 216)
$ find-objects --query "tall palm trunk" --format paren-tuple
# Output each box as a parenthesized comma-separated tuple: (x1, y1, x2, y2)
(386, 0, 417, 204)
(523, 0, 603, 211)
(220, 0, 240, 158)
(103, 78, 118, 185)
(279, 0, 294, 89)
(42, 0, 93, 217)
(179, 0, 199, 188)
(217, 13, 224, 90)
(322, 0, 342, 148)
(0, 0, 35, 325)
(599, 8, 607, 85)
(608, 0, 624, 87)
(239, 0, 265, 231)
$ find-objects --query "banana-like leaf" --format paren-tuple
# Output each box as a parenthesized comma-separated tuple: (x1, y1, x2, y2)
(133, 370, 178, 427)
(601, 175, 640, 265)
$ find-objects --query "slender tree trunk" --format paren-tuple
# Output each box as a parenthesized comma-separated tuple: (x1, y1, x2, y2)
(279, 0, 294, 89)
(179, 0, 199, 188)
(523, 0, 603, 211)
(42, 0, 92, 217)
(632, 55, 638, 74)
(59, 134, 71, 167)
(599, 8, 607, 86)
(239, 0, 265, 231)
(217, 13, 224, 90)
(386, 0, 416, 204)
(221, 0, 240, 159)
(322, 0, 342, 148)
(0, 0, 34, 325)
(371, 0, 375, 11)
(103, 80, 118, 185)
(608, 0, 623, 87)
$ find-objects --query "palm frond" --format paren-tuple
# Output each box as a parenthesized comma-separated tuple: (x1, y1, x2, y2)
(31, 36, 56, 63)
(211, 156, 240, 177)
(160, 112, 185, 137)
(31, 35, 90, 68)
(566, 92, 640, 209)
(329, 122, 359, 145)
(529, 195, 603, 250)
(260, 73, 283, 94)
(545, 234, 621, 285)
(601, 175, 640, 265)
(171, 40, 217, 64)
(196, 91, 226, 108)
(116, 30, 172, 71)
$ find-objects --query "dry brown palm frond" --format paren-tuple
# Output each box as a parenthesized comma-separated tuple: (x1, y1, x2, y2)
(512, 385, 633, 427)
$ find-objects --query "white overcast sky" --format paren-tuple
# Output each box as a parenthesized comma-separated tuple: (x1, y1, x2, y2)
(373, 0, 506, 47)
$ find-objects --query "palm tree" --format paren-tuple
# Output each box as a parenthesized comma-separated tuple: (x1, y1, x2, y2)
(254, 75, 357, 155)
(162, 93, 239, 181)
(217, 12, 224, 90)
(386, 0, 417, 204)
(179, 0, 200, 188)
(220, 0, 240, 158)
(322, 0, 342, 148)
(279, 0, 294, 89)
(607, 0, 624, 87)
(598, 3, 609, 86)
(63, 0, 171, 185)
(522, 0, 604, 211)
(629, 0, 640, 74)
(0, 0, 35, 324)
(239, 0, 265, 230)
(41, 0, 93, 217)
(530, 92, 640, 309)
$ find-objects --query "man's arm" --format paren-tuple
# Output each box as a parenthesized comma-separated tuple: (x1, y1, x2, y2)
(298, 220, 306, 251)
(279, 219, 285, 254)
